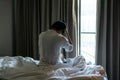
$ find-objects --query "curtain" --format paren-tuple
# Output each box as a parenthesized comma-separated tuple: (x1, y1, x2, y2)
(13, 0, 78, 59)
(13, 0, 40, 59)
(96, 0, 120, 80)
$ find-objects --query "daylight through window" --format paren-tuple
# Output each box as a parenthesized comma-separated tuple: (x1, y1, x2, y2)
(78, 0, 97, 64)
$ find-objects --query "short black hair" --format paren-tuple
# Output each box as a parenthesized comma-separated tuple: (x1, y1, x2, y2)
(50, 21, 66, 31)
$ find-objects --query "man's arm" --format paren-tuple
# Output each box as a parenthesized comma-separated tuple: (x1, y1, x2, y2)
(60, 30, 73, 63)
(62, 30, 73, 59)
(65, 30, 73, 44)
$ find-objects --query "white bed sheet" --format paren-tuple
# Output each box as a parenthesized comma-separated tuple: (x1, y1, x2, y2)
(0, 56, 108, 80)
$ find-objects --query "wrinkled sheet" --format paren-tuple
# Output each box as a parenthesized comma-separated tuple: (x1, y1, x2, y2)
(0, 56, 108, 80)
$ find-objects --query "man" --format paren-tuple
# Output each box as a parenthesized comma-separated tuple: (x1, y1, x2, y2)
(38, 21, 73, 65)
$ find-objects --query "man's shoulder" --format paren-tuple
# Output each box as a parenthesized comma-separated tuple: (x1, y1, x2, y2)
(39, 30, 48, 35)
(58, 34, 64, 38)
(39, 31, 46, 38)
(57, 34, 68, 41)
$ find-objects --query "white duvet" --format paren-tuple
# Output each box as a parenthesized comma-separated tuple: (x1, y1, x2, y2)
(0, 56, 108, 80)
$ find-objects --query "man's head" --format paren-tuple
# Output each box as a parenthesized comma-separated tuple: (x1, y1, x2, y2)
(50, 21, 66, 34)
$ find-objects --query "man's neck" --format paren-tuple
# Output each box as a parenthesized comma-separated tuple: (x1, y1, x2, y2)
(52, 29, 62, 34)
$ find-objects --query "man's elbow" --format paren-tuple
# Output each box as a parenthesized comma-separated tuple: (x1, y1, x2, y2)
(68, 45, 73, 52)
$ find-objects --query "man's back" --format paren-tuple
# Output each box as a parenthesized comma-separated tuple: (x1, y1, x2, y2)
(39, 30, 73, 65)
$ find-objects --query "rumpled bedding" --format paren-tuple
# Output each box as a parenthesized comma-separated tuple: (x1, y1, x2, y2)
(0, 56, 108, 80)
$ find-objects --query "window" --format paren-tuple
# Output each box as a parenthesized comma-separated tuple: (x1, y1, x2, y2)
(78, 0, 97, 64)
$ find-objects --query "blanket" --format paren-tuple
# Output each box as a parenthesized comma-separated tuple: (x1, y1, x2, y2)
(0, 56, 108, 80)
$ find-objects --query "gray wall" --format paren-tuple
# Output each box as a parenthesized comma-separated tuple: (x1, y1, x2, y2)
(0, 0, 12, 56)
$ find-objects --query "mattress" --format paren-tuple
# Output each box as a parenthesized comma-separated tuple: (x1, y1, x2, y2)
(0, 56, 108, 80)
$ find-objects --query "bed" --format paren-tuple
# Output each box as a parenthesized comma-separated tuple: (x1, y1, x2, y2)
(0, 55, 108, 80)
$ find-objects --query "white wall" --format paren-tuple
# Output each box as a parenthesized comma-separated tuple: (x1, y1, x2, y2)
(0, 0, 12, 56)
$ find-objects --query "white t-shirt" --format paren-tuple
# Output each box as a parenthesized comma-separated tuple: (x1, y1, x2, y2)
(38, 30, 73, 65)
